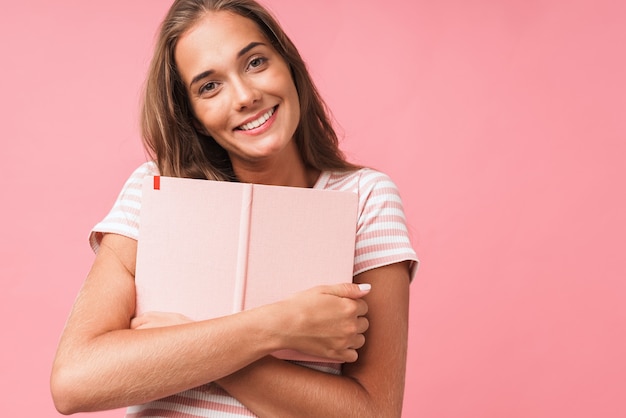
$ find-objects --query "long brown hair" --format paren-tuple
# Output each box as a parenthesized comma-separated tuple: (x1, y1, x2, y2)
(141, 0, 358, 181)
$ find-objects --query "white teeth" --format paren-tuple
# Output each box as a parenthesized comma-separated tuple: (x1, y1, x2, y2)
(238, 107, 275, 131)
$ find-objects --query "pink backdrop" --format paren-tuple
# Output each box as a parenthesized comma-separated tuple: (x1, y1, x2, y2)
(1, 0, 625, 417)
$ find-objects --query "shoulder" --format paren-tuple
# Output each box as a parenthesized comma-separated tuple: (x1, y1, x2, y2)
(318, 168, 400, 195)
(320, 169, 405, 212)
(125, 161, 160, 184)
(113, 161, 160, 199)
(324, 168, 418, 279)
(88, 161, 159, 252)
(108, 161, 160, 209)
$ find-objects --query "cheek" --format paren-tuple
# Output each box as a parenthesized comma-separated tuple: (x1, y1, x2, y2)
(289, 88, 301, 126)
(195, 105, 228, 135)
(277, 77, 300, 121)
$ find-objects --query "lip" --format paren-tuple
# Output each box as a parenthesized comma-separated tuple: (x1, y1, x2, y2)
(234, 105, 278, 135)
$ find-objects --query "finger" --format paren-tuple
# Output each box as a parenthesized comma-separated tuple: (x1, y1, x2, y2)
(354, 299, 369, 317)
(356, 316, 369, 334)
(322, 283, 371, 299)
(343, 349, 359, 363)
(129, 316, 144, 329)
(349, 333, 366, 350)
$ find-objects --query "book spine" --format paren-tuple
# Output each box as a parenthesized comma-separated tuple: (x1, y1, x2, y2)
(232, 183, 253, 312)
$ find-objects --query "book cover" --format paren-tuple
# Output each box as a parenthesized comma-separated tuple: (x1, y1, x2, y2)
(135, 175, 358, 362)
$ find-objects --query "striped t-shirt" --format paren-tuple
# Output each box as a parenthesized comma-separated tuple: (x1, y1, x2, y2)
(90, 161, 418, 418)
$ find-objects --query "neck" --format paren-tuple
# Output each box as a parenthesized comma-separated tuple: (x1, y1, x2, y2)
(231, 143, 319, 188)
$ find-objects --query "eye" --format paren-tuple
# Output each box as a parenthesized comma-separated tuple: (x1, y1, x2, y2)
(199, 81, 219, 95)
(247, 56, 267, 71)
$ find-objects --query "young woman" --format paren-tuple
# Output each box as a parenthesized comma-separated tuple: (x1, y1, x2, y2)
(51, 1, 418, 417)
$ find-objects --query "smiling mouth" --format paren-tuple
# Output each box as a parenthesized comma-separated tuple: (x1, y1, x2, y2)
(235, 106, 277, 131)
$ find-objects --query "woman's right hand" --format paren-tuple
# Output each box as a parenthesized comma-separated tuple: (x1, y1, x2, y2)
(269, 283, 371, 363)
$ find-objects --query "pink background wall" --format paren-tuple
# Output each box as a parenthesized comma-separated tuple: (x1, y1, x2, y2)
(1, 0, 624, 417)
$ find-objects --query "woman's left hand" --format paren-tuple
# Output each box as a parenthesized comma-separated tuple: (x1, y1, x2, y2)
(130, 312, 194, 330)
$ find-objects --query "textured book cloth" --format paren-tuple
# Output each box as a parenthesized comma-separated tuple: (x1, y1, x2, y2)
(135, 175, 358, 362)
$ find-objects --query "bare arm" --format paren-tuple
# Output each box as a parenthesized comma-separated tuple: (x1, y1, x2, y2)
(217, 261, 412, 418)
(50, 233, 370, 414)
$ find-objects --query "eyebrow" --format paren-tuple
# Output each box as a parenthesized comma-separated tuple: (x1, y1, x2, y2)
(238, 41, 266, 58)
(189, 41, 267, 89)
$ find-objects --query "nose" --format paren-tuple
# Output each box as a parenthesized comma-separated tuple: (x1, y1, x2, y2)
(232, 77, 260, 111)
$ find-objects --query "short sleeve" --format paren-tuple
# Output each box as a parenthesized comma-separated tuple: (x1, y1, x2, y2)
(353, 170, 419, 280)
(88, 161, 159, 253)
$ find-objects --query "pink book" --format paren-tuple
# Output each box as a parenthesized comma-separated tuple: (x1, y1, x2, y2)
(135, 176, 358, 362)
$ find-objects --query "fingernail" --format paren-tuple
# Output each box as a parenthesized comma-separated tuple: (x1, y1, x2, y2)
(358, 283, 371, 292)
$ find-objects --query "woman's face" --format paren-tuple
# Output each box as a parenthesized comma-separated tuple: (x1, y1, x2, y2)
(175, 11, 301, 170)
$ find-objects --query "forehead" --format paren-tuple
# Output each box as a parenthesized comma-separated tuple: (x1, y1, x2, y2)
(175, 11, 268, 81)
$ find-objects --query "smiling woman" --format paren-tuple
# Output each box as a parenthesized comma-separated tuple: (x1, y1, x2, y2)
(140, 0, 361, 185)
(50, 0, 418, 417)
(175, 12, 303, 179)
